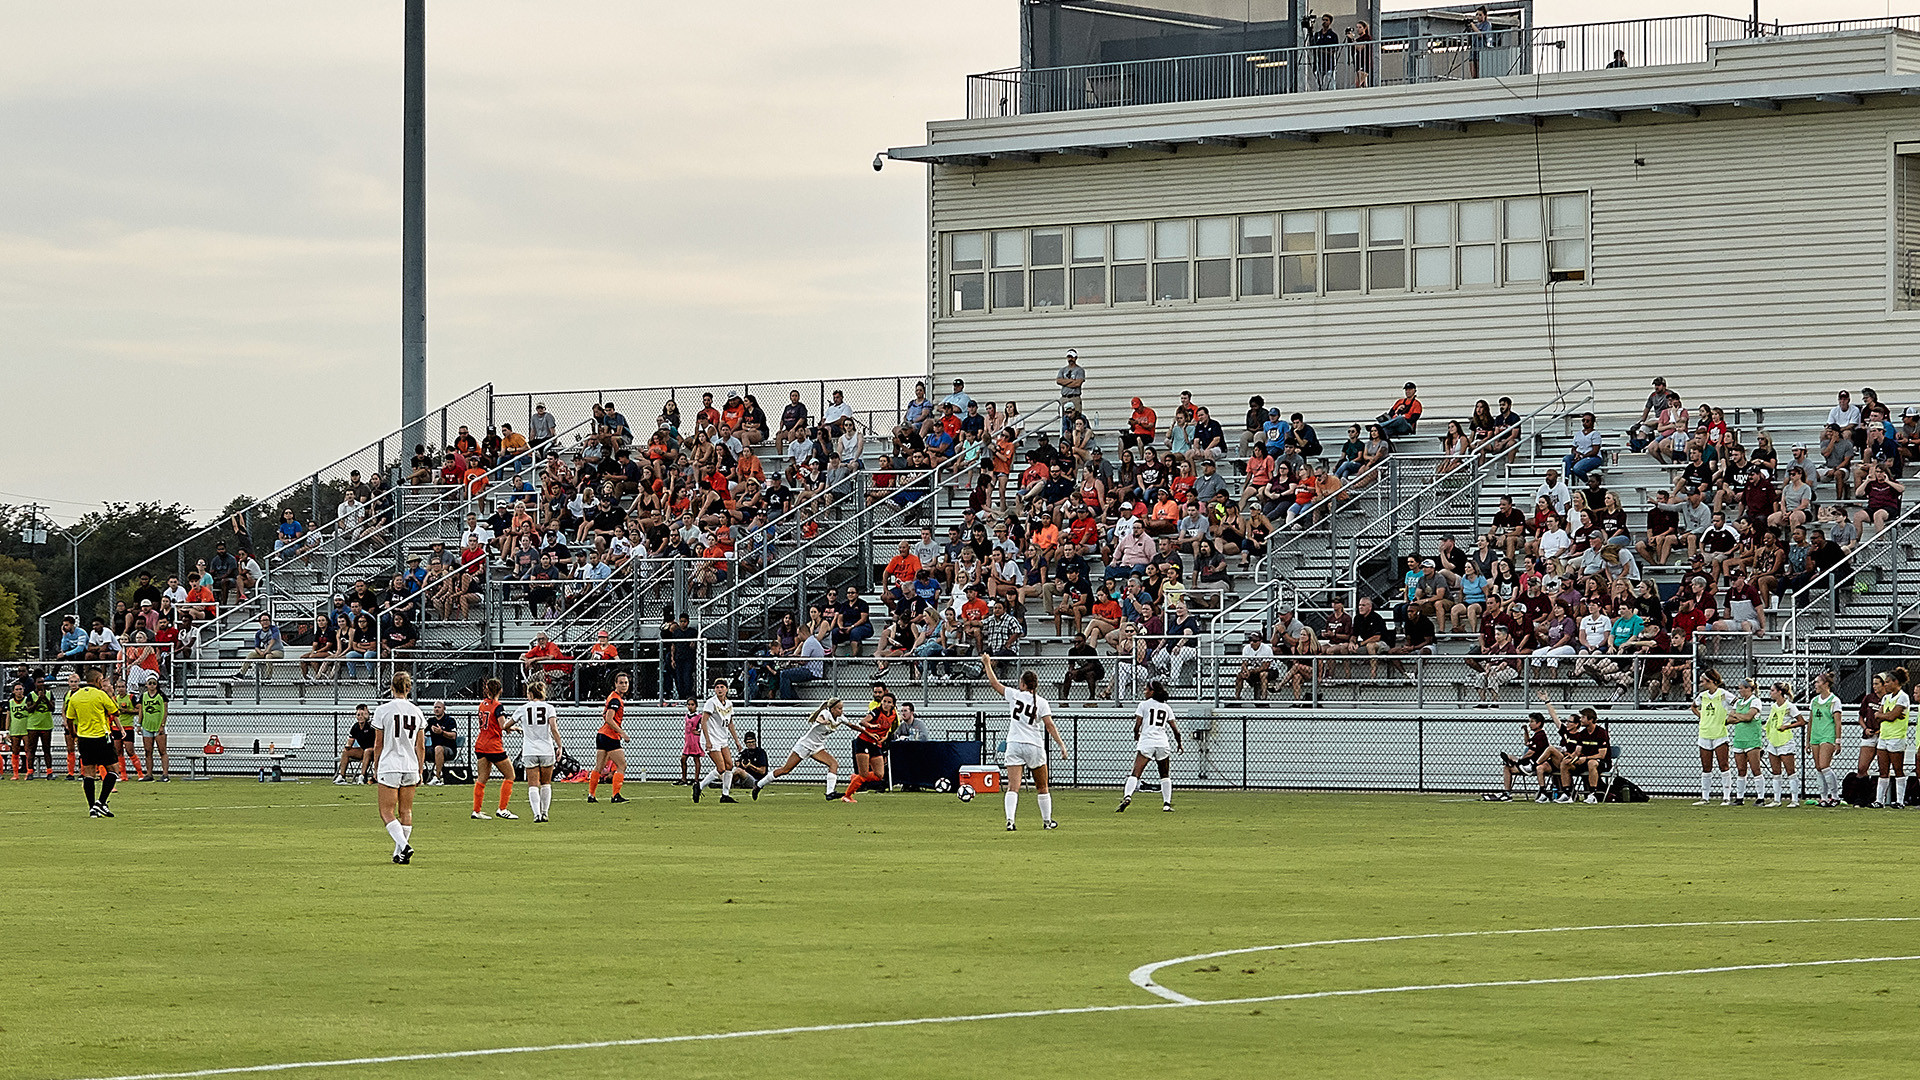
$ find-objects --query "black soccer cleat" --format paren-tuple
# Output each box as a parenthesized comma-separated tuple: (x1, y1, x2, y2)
(609, 794, 627, 804)
(88, 805, 102, 818)
(98, 804, 114, 818)
(718, 795, 738, 804)
(691, 782, 702, 803)
(398, 845, 413, 864)
(1043, 819, 1058, 830)
(751, 784, 761, 801)
(1162, 803, 1174, 812)
(825, 790, 841, 800)
(1116, 794, 1132, 813)
(585, 794, 598, 803)
(1006, 821, 1016, 831)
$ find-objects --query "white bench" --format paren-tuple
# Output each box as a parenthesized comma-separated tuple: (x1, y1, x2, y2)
(182, 733, 306, 780)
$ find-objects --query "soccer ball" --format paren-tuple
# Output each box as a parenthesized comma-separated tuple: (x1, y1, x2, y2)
(957, 785, 974, 802)
(934, 778, 953, 793)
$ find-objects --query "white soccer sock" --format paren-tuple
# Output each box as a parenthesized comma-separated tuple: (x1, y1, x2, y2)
(1787, 772, 1800, 802)
(1735, 774, 1748, 800)
(1898, 777, 1910, 805)
(1824, 768, 1838, 798)
(1123, 776, 1140, 799)
(1716, 769, 1730, 799)
(1037, 793, 1053, 822)
(385, 819, 406, 853)
(1004, 789, 1018, 824)
(700, 766, 720, 788)
(754, 771, 770, 790)
(720, 769, 734, 795)
(824, 770, 838, 794)
(1877, 778, 1891, 804)
(1700, 772, 1713, 800)
(401, 825, 412, 845)
(1160, 776, 1173, 805)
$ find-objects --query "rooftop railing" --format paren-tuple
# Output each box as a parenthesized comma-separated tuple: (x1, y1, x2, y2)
(964, 12, 1872, 118)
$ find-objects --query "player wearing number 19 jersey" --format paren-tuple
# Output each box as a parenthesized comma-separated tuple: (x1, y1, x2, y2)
(371, 672, 426, 863)
(1118, 682, 1184, 813)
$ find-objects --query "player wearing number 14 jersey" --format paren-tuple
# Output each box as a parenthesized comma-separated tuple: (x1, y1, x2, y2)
(371, 672, 426, 864)
(982, 654, 1065, 832)
(1118, 682, 1183, 813)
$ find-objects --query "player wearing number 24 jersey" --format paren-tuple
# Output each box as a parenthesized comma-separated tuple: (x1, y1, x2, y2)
(371, 672, 426, 864)
(982, 654, 1065, 832)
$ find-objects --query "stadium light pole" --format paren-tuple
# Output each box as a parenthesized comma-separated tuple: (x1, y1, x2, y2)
(400, 0, 427, 455)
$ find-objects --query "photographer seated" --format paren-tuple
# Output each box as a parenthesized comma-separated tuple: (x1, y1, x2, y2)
(1494, 711, 1553, 802)
(732, 731, 769, 789)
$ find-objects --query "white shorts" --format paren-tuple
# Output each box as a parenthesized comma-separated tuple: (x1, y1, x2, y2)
(792, 734, 828, 758)
(1765, 744, 1796, 759)
(377, 770, 421, 789)
(1697, 737, 1729, 750)
(1859, 736, 1879, 750)
(1878, 739, 1910, 756)
(701, 731, 731, 754)
(1136, 741, 1171, 762)
(523, 753, 556, 769)
(1002, 741, 1048, 769)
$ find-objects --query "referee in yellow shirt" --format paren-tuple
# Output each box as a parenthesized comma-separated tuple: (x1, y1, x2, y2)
(64, 670, 122, 817)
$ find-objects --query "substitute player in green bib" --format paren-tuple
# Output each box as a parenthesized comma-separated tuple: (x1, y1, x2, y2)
(19, 680, 56, 780)
(1871, 666, 1911, 809)
(138, 684, 170, 782)
(1807, 672, 1843, 807)
(6, 680, 27, 779)
(1761, 683, 1806, 808)
(1727, 679, 1765, 806)
(1691, 669, 1732, 805)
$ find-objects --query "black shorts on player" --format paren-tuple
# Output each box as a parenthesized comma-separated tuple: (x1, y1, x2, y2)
(476, 750, 509, 764)
(596, 733, 622, 752)
(852, 738, 885, 759)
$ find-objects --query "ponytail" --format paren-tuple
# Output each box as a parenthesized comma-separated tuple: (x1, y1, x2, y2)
(1893, 666, 1910, 688)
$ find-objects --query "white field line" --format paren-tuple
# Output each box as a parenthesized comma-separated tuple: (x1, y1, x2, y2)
(68, 941, 1920, 1080)
(1127, 917, 1920, 1002)
(0, 790, 790, 815)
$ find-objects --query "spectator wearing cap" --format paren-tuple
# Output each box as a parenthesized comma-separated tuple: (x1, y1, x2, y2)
(1192, 458, 1228, 505)
(1056, 350, 1084, 433)
(235, 615, 284, 682)
(1639, 377, 1670, 426)
(1122, 396, 1156, 451)
(1233, 630, 1274, 700)
(1379, 382, 1422, 438)
(942, 379, 972, 412)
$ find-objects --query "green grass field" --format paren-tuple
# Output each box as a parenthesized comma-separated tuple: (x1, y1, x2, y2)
(7, 777, 1918, 1080)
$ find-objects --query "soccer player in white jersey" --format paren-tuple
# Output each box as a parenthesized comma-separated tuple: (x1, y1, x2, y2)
(370, 672, 426, 864)
(1118, 681, 1183, 813)
(982, 654, 1065, 831)
(691, 679, 744, 804)
(755, 698, 852, 800)
(510, 680, 564, 822)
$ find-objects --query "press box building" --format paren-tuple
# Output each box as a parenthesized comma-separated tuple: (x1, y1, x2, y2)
(888, 2, 1920, 424)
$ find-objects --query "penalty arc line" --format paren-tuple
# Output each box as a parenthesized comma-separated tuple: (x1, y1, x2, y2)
(1129, 916, 1920, 1003)
(67, 953, 1920, 1080)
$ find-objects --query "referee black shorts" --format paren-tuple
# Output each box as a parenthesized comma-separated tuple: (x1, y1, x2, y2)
(78, 736, 118, 768)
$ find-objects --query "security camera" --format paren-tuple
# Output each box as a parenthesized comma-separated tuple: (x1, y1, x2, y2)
(872, 153, 886, 172)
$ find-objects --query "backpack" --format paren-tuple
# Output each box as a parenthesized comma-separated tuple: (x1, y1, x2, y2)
(1603, 774, 1649, 803)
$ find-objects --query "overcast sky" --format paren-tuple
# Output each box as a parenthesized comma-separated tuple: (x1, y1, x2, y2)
(0, 0, 1896, 520)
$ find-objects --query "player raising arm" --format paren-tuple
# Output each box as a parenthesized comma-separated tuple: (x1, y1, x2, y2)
(371, 671, 426, 864)
(1118, 681, 1183, 813)
(511, 680, 563, 822)
(757, 698, 852, 800)
(692, 679, 743, 804)
(983, 654, 1066, 831)
(471, 678, 517, 820)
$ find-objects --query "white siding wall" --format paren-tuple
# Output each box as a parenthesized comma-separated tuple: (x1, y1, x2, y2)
(927, 105, 1920, 431)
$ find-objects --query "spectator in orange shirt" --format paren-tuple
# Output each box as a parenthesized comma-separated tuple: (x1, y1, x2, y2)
(583, 629, 621, 696)
(1379, 381, 1424, 438)
(520, 632, 570, 687)
(884, 542, 921, 590)
(1122, 397, 1157, 451)
(1145, 491, 1181, 536)
(721, 390, 746, 432)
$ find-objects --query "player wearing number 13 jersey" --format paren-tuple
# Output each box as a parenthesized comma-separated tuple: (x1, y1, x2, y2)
(1118, 682, 1184, 814)
(371, 672, 426, 864)
(982, 654, 1065, 832)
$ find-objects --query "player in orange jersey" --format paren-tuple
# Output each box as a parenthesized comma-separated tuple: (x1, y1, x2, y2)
(587, 672, 629, 804)
(470, 678, 518, 820)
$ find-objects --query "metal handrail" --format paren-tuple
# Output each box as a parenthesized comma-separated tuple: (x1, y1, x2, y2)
(966, 13, 1766, 117)
(1778, 500, 1920, 652)
(36, 383, 494, 638)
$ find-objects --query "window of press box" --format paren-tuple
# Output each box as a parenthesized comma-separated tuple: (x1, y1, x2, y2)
(941, 192, 1588, 314)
